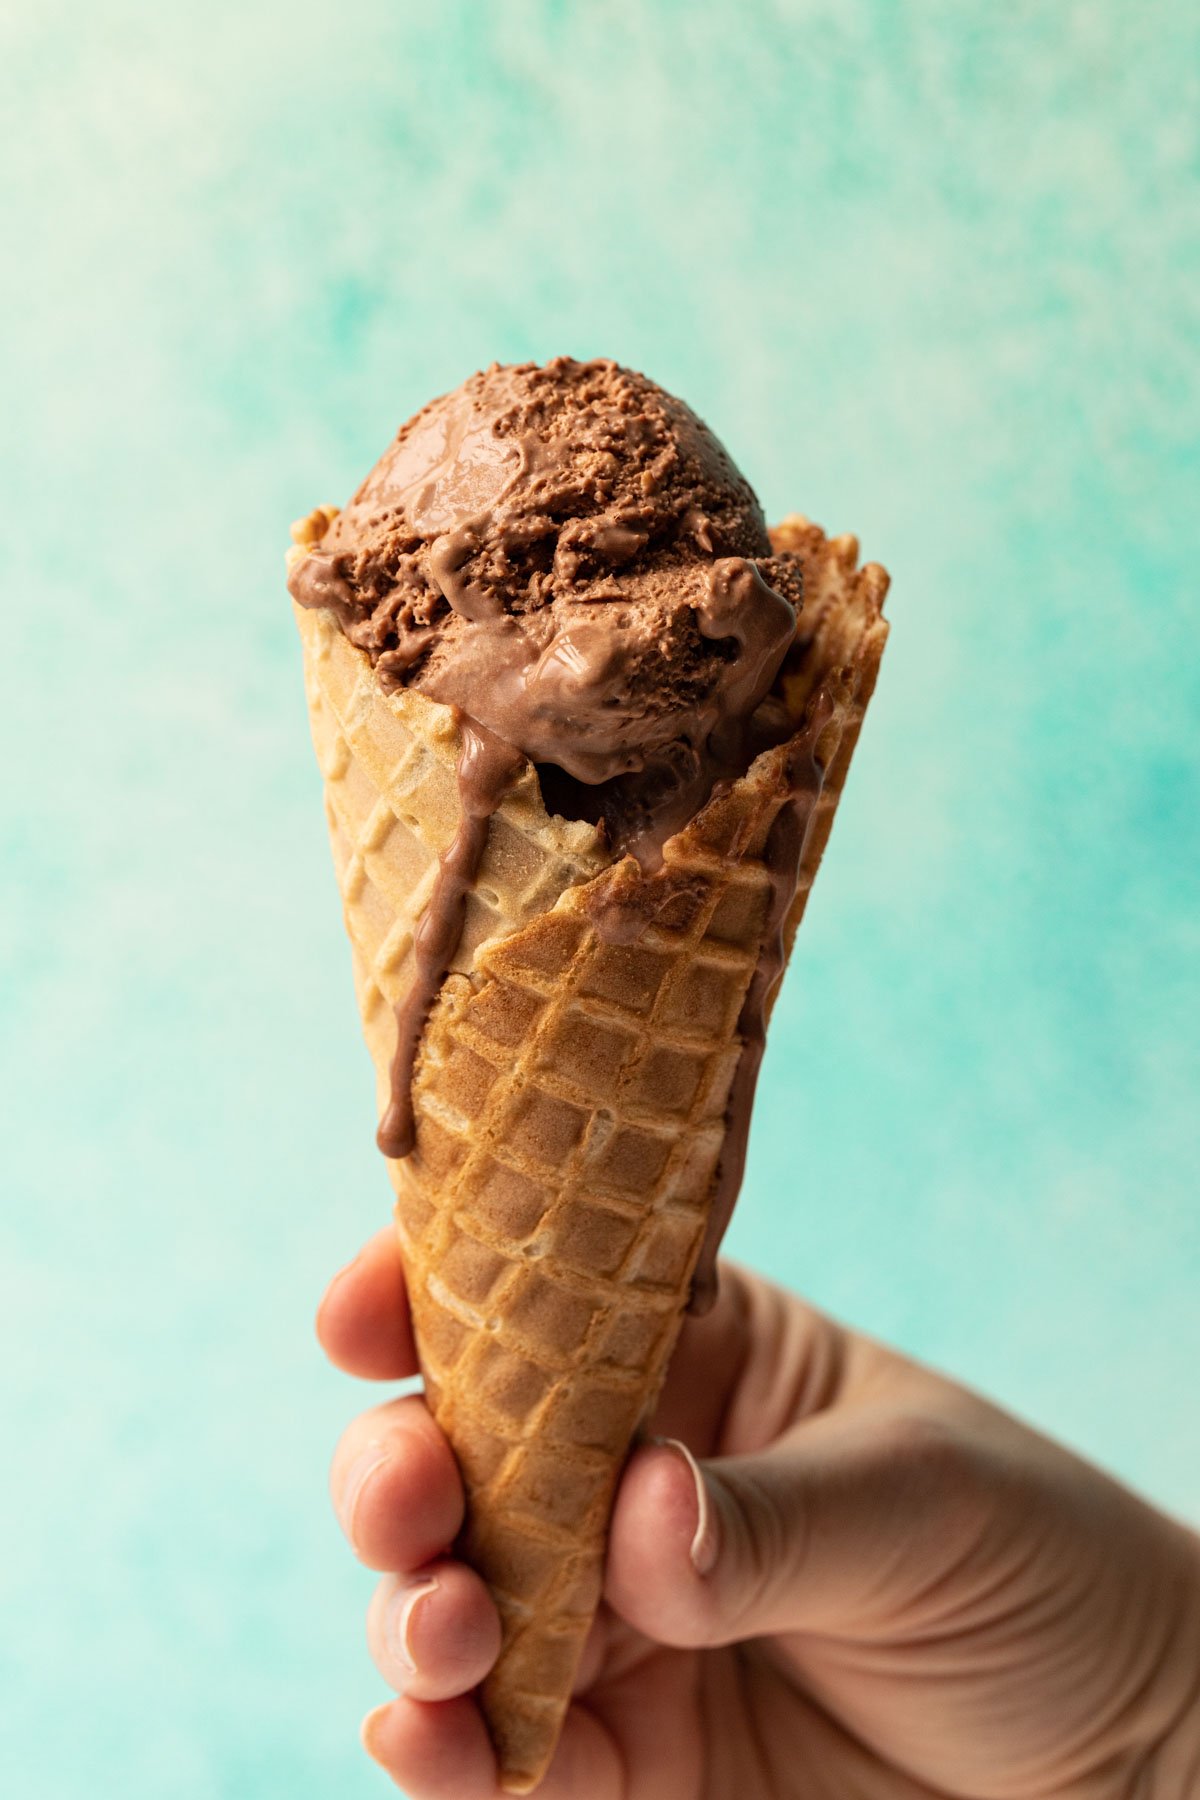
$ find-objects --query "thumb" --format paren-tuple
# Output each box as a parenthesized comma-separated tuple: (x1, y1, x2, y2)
(606, 1410, 987, 1647)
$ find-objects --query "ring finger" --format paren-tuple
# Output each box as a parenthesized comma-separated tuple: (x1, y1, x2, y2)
(367, 1561, 502, 1703)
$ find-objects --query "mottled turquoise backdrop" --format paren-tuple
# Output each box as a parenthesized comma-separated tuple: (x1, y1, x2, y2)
(3, 2, 1197, 1795)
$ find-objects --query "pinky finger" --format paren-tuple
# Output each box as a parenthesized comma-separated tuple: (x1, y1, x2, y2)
(361, 1696, 624, 1800)
(362, 1694, 499, 1798)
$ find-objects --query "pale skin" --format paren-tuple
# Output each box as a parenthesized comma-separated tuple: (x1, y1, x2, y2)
(318, 1230, 1200, 1799)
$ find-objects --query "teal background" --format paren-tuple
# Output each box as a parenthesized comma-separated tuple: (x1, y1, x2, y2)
(3, 2, 1198, 1795)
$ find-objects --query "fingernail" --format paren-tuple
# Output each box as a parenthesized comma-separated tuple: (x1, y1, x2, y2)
(337, 1442, 390, 1550)
(656, 1438, 719, 1575)
(360, 1702, 391, 1763)
(388, 1577, 440, 1673)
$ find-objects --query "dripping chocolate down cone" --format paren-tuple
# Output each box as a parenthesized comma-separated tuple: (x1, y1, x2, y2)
(291, 508, 887, 1793)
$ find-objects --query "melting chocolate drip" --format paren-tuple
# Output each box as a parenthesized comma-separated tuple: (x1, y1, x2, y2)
(687, 703, 831, 1315)
(376, 717, 523, 1161)
(579, 700, 831, 1314)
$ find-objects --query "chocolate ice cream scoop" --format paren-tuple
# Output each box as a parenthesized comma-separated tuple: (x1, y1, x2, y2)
(289, 358, 802, 862)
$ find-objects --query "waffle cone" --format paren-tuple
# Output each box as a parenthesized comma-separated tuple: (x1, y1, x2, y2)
(295, 517, 888, 1792)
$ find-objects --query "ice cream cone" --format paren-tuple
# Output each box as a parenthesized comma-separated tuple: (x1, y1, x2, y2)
(293, 513, 888, 1792)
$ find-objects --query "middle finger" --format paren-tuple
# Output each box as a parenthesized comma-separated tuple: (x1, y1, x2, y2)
(331, 1393, 463, 1571)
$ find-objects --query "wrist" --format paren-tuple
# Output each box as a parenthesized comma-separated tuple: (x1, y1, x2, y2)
(1144, 1530, 1200, 1799)
(1150, 1704, 1200, 1800)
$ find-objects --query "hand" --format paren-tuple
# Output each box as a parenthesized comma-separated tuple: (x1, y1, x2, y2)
(317, 1230, 1200, 1798)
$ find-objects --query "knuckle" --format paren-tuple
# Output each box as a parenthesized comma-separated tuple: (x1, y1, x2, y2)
(719, 1468, 804, 1639)
(874, 1407, 999, 1548)
(875, 1408, 975, 1479)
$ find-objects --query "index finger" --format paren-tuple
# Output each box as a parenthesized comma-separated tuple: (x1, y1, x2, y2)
(317, 1224, 419, 1380)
